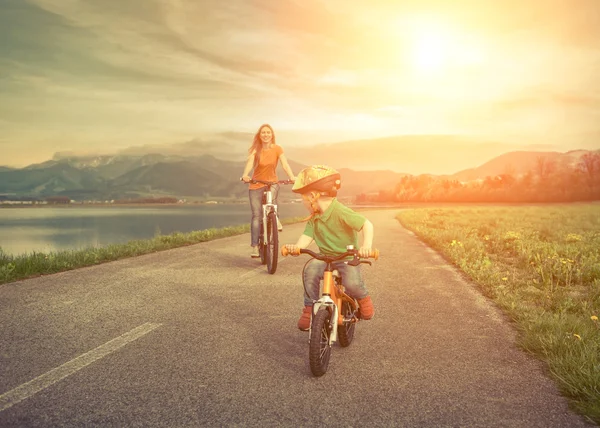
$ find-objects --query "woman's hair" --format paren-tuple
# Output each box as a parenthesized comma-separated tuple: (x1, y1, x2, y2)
(248, 124, 276, 168)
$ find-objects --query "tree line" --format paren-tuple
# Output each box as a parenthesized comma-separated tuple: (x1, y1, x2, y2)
(355, 152, 600, 203)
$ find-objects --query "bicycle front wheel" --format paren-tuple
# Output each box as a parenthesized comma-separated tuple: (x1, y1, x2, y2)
(266, 211, 278, 274)
(258, 222, 266, 265)
(309, 307, 332, 377)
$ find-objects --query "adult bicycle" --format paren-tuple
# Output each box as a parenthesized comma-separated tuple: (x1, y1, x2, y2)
(243, 179, 293, 274)
(281, 245, 379, 376)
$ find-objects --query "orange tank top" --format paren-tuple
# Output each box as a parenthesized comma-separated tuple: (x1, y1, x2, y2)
(250, 145, 283, 190)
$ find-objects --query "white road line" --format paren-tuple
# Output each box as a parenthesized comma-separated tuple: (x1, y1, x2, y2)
(0, 322, 162, 413)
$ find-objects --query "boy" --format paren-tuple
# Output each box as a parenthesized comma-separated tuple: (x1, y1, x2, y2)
(283, 165, 375, 331)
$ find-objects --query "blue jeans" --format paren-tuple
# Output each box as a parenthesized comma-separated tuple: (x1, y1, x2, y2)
(302, 259, 368, 306)
(249, 185, 279, 247)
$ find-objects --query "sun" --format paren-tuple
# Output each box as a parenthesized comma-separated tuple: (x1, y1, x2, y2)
(413, 31, 450, 73)
(403, 16, 485, 75)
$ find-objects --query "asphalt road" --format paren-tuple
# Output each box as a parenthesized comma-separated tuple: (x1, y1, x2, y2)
(0, 209, 594, 427)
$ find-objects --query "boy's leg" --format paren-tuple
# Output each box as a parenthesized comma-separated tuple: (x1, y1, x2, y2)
(298, 259, 326, 330)
(302, 258, 326, 305)
(334, 262, 374, 319)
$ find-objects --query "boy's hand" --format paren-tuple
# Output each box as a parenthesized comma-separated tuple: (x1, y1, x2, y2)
(359, 247, 373, 258)
(283, 244, 300, 256)
(241, 176, 251, 183)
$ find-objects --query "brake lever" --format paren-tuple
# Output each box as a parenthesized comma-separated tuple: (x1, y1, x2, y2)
(346, 257, 361, 267)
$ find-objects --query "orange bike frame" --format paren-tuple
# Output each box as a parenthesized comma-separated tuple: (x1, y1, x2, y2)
(321, 270, 358, 327)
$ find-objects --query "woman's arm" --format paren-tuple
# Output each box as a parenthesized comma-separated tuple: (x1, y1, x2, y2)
(279, 154, 296, 180)
(241, 150, 256, 182)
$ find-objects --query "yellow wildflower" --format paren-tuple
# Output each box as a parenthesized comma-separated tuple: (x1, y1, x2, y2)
(502, 277, 508, 281)
(592, 315, 598, 322)
(573, 333, 582, 340)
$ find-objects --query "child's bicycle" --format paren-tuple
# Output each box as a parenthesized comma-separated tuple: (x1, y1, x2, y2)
(243, 179, 294, 274)
(281, 245, 379, 376)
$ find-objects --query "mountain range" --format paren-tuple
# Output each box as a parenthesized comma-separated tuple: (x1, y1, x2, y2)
(0, 136, 596, 201)
(50, 134, 572, 175)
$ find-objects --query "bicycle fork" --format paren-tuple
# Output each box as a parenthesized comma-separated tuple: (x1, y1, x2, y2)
(261, 186, 278, 244)
(261, 204, 277, 243)
(310, 271, 340, 346)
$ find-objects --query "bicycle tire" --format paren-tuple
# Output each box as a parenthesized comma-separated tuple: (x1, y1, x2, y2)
(338, 300, 356, 347)
(309, 307, 332, 377)
(266, 211, 278, 274)
(258, 222, 267, 265)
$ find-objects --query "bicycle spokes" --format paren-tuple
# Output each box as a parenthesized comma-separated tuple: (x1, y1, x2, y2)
(309, 307, 332, 377)
(266, 211, 278, 274)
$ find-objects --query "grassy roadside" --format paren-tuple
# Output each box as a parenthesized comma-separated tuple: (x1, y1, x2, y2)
(397, 203, 600, 424)
(0, 217, 305, 285)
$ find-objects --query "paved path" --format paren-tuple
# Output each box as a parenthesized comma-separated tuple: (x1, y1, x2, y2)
(0, 209, 594, 427)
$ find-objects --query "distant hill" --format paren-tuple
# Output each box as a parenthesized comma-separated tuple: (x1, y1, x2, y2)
(1, 149, 595, 200)
(449, 150, 590, 182)
(337, 168, 409, 195)
(51, 132, 254, 164)
(0, 152, 405, 200)
(0, 162, 107, 196)
(110, 158, 243, 197)
(282, 135, 558, 175)
(43, 134, 562, 176)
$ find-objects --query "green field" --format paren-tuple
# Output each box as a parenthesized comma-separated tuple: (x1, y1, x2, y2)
(397, 203, 600, 424)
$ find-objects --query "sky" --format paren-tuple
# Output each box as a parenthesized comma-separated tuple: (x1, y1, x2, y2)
(1, 0, 599, 168)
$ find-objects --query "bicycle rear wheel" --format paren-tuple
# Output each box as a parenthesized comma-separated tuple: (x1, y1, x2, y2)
(266, 211, 278, 274)
(309, 307, 332, 377)
(338, 300, 356, 347)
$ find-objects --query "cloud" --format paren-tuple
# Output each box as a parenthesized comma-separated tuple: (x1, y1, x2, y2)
(0, 0, 599, 167)
(493, 93, 600, 111)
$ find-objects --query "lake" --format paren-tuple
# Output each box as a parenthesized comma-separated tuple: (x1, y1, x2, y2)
(0, 203, 309, 256)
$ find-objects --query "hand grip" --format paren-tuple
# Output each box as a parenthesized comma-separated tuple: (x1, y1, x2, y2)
(281, 246, 300, 256)
(366, 249, 379, 260)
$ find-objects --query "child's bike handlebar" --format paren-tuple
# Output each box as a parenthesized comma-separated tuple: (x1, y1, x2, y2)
(281, 246, 379, 264)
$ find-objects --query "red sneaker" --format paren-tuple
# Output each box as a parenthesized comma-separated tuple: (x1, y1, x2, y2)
(297, 305, 312, 331)
(357, 296, 374, 320)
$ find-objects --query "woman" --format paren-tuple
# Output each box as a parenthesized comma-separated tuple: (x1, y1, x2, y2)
(241, 124, 296, 258)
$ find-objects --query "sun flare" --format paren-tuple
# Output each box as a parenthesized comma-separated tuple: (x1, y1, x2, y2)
(413, 31, 450, 73)
(404, 16, 486, 75)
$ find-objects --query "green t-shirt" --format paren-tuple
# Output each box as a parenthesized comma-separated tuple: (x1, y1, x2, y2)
(303, 198, 366, 257)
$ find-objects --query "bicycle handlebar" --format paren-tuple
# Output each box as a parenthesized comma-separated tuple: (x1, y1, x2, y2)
(240, 178, 294, 186)
(281, 246, 379, 261)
